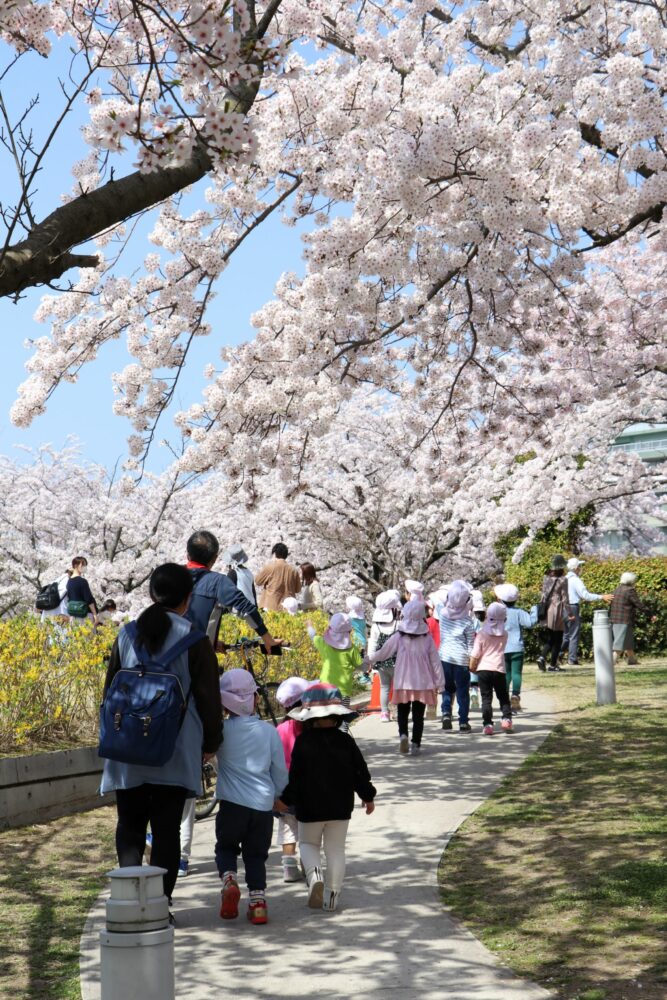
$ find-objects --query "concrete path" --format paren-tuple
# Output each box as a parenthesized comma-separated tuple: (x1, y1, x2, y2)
(81, 690, 556, 1000)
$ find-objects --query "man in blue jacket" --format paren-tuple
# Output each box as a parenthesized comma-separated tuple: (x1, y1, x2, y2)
(185, 530, 279, 653)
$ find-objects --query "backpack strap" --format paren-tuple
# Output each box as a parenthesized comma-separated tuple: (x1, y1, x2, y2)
(123, 621, 206, 671)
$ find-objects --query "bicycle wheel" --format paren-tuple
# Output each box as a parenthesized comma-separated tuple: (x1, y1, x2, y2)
(257, 682, 281, 726)
(195, 760, 218, 820)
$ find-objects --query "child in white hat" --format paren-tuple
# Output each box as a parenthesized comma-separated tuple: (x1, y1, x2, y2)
(215, 669, 288, 925)
(277, 683, 376, 912)
(437, 580, 476, 733)
(307, 613, 363, 712)
(365, 601, 443, 755)
(404, 579, 425, 602)
(274, 677, 312, 882)
(367, 590, 402, 721)
(494, 583, 538, 711)
(345, 596, 368, 652)
(469, 602, 511, 735)
(281, 596, 299, 615)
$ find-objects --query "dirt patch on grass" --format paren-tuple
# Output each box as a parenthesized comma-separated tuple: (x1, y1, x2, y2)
(0, 806, 117, 1000)
(439, 662, 667, 1000)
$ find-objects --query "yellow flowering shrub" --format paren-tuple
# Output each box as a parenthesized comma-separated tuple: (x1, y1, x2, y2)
(0, 615, 116, 754)
(0, 610, 333, 754)
(217, 610, 330, 683)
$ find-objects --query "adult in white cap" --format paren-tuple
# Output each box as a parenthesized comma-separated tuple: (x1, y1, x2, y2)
(367, 591, 402, 721)
(437, 580, 475, 732)
(215, 669, 288, 925)
(562, 558, 613, 666)
(609, 572, 652, 665)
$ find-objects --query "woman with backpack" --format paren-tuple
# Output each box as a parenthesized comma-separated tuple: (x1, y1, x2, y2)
(99, 563, 222, 908)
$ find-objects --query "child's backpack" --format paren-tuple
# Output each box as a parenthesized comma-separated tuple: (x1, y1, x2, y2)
(99, 621, 205, 767)
(35, 581, 62, 611)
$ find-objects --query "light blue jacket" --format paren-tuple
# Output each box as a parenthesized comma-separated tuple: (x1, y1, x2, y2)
(101, 613, 204, 796)
(504, 606, 539, 654)
(216, 715, 288, 812)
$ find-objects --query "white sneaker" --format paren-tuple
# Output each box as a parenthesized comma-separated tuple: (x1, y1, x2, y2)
(307, 867, 324, 909)
(409, 743, 421, 756)
(380, 711, 391, 722)
(322, 888, 339, 912)
(399, 734, 409, 753)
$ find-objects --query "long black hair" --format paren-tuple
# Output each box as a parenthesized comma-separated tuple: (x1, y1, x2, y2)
(135, 563, 193, 654)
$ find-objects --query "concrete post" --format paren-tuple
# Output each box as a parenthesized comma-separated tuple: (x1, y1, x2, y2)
(593, 608, 616, 706)
(100, 866, 174, 1000)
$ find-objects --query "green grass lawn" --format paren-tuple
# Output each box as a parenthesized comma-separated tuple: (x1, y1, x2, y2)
(0, 807, 117, 999)
(439, 660, 667, 1000)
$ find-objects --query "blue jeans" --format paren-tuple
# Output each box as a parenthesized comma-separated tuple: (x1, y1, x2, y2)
(560, 604, 581, 663)
(440, 660, 470, 725)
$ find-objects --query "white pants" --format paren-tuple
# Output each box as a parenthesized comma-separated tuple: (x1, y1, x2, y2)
(298, 819, 349, 892)
(180, 797, 195, 861)
(277, 812, 298, 846)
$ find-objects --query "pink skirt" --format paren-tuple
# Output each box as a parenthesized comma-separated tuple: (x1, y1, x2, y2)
(391, 688, 438, 706)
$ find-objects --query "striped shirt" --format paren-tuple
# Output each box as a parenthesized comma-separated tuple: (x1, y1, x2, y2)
(437, 612, 476, 665)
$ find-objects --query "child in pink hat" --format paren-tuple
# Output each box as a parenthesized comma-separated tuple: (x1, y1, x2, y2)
(307, 613, 363, 712)
(365, 601, 443, 755)
(274, 676, 312, 882)
(469, 602, 512, 735)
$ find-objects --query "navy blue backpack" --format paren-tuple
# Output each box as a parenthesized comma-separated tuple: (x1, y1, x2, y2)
(99, 621, 205, 767)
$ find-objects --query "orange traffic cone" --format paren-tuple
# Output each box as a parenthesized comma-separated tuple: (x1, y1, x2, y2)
(368, 673, 392, 711)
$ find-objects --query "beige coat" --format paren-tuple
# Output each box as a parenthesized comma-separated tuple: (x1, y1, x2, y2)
(255, 558, 302, 611)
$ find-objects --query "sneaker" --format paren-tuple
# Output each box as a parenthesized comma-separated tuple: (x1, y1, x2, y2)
(219, 875, 240, 920)
(483, 724, 494, 736)
(441, 715, 453, 731)
(247, 899, 268, 925)
(548, 665, 566, 672)
(409, 743, 421, 755)
(380, 711, 391, 722)
(510, 694, 521, 712)
(322, 888, 339, 912)
(177, 859, 188, 878)
(501, 718, 513, 733)
(307, 867, 325, 909)
(282, 860, 302, 883)
(536, 656, 546, 672)
(399, 734, 409, 754)
(626, 656, 639, 665)
(459, 723, 472, 733)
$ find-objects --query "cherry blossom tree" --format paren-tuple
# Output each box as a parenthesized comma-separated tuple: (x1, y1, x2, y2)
(0, 0, 665, 478)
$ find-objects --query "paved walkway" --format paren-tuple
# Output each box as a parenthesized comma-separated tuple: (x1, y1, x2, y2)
(81, 690, 556, 1000)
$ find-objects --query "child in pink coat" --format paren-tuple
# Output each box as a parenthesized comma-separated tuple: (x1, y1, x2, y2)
(365, 601, 443, 755)
(469, 602, 511, 735)
(275, 677, 312, 881)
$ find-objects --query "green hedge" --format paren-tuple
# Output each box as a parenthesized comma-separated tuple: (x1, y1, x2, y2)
(499, 543, 667, 659)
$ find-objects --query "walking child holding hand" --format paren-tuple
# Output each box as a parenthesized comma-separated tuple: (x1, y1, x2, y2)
(469, 602, 511, 735)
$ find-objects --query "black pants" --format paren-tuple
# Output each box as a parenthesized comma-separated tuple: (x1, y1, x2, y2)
(115, 783, 188, 901)
(215, 800, 273, 891)
(397, 701, 426, 746)
(542, 628, 564, 668)
(477, 671, 511, 726)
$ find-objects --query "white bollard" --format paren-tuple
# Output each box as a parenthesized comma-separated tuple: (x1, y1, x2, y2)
(593, 608, 616, 706)
(100, 866, 174, 1000)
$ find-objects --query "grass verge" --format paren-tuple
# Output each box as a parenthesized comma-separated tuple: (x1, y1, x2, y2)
(438, 659, 667, 1000)
(0, 806, 117, 1000)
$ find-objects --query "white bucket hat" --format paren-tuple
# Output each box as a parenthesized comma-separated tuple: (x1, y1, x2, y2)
(620, 572, 637, 585)
(323, 612, 353, 650)
(281, 597, 299, 615)
(471, 589, 486, 611)
(441, 580, 473, 620)
(276, 676, 312, 709)
(288, 683, 359, 722)
(494, 583, 519, 604)
(372, 590, 402, 624)
(220, 668, 257, 715)
(345, 596, 365, 620)
(482, 602, 508, 637)
(405, 579, 425, 598)
(398, 600, 429, 635)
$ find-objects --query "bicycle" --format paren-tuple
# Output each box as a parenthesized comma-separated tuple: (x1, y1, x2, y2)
(194, 638, 284, 820)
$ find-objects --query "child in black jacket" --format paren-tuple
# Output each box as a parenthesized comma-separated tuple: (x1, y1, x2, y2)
(277, 683, 376, 912)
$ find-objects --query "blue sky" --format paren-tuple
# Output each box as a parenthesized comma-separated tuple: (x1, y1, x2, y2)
(0, 37, 308, 472)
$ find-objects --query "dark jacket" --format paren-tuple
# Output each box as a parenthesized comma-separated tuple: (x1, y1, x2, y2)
(281, 727, 376, 823)
(186, 567, 266, 645)
(66, 575, 97, 611)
